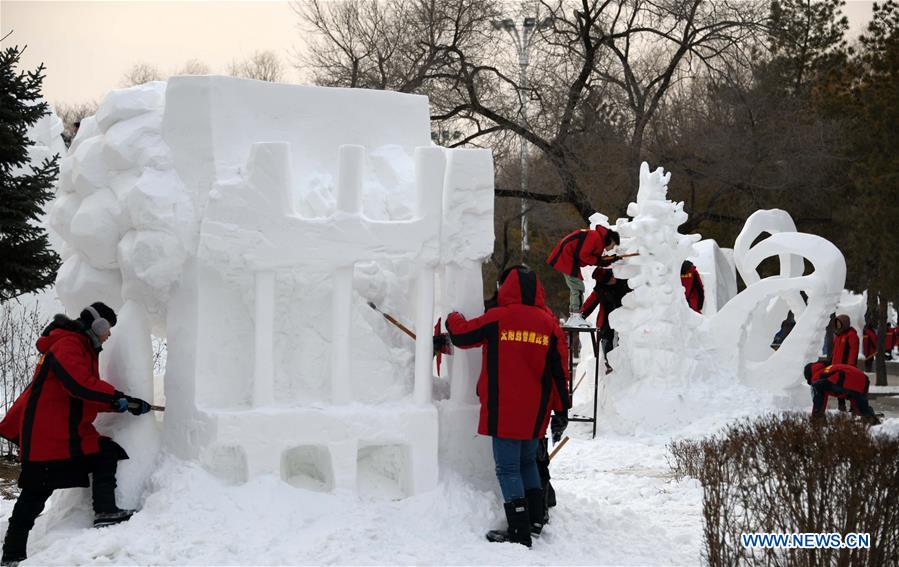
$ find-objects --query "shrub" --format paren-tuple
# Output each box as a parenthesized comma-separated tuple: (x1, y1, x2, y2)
(669, 412, 899, 566)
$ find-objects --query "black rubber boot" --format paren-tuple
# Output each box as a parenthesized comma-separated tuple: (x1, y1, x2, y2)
(93, 509, 135, 528)
(90, 447, 135, 528)
(526, 488, 547, 536)
(485, 498, 532, 548)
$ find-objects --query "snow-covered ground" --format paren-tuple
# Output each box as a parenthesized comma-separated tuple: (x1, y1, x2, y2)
(4, 410, 895, 566)
(1, 419, 703, 566)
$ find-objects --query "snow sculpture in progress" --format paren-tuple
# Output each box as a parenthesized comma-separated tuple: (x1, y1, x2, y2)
(49, 77, 494, 501)
(589, 164, 846, 431)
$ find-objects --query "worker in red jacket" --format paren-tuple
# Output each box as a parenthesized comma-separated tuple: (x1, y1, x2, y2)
(829, 314, 860, 412)
(0, 303, 152, 565)
(547, 226, 620, 327)
(580, 267, 630, 362)
(804, 362, 879, 424)
(446, 266, 570, 548)
(680, 261, 704, 313)
(862, 322, 878, 371)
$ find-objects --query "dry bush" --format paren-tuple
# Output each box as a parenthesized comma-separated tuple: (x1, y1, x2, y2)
(669, 412, 899, 566)
(0, 301, 45, 457)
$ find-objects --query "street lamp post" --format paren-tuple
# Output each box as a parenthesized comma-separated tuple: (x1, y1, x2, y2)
(492, 16, 551, 259)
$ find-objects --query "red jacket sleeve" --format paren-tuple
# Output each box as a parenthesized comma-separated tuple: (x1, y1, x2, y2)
(446, 310, 497, 349)
(49, 338, 119, 404)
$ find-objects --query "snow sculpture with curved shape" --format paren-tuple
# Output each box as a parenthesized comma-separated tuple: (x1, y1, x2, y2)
(710, 210, 845, 391)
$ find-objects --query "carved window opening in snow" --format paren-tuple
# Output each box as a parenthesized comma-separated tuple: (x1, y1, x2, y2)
(201, 444, 249, 486)
(281, 445, 334, 493)
(357, 444, 410, 500)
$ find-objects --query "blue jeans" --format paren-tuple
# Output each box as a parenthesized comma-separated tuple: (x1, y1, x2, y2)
(492, 437, 541, 502)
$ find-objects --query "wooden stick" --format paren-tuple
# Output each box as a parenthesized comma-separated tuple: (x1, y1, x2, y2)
(549, 436, 570, 461)
(599, 252, 640, 262)
(572, 374, 585, 394)
(367, 302, 416, 340)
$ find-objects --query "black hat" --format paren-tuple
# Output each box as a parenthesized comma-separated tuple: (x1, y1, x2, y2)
(79, 302, 117, 335)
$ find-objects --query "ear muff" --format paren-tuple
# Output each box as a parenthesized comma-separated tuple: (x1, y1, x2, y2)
(85, 305, 111, 336)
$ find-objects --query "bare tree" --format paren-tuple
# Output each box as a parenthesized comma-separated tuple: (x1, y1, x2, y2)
(229, 50, 285, 82)
(175, 58, 211, 76)
(55, 101, 99, 146)
(294, 0, 767, 223)
(121, 62, 163, 87)
(0, 300, 45, 457)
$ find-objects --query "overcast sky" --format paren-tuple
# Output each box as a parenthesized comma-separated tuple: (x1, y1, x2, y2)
(1, 0, 878, 108)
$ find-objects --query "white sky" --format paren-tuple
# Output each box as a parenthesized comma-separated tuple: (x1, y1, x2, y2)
(0, 0, 878, 107)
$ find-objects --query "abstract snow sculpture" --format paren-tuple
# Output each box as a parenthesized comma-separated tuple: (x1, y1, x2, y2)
(710, 210, 846, 391)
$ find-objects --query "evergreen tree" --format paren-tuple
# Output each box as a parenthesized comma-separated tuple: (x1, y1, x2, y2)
(0, 43, 61, 301)
(818, 1, 899, 384)
(767, 0, 849, 96)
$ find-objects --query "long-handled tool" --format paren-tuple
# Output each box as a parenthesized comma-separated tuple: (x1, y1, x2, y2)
(599, 252, 640, 263)
(366, 302, 453, 375)
(367, 302, 416, 340)
(549, 436, 570, 461)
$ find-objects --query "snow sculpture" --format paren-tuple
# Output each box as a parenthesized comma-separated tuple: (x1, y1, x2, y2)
(49, 77, 494, 501)
(711, 210, 846, 391)
(836, 289, 867, 336)
(688, 239, 737, 314)
(585, 164, 846, 432)
(608, 163, 703, 381)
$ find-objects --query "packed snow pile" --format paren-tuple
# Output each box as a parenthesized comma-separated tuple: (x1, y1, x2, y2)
(45, 77, 496, 505)
(577, 164, 848, 434)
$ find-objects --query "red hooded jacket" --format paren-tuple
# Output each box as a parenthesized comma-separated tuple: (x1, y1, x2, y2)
(831, 315, 859, 367)
(0, 318, 120, 462)
(862, 326, 877, 360)
(547, 227, 610, 280)
(680, 262, 704, 313)
(446, 268, 571, 440)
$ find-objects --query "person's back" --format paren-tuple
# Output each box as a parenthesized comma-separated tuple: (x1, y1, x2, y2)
(446, 266, 570, 547)
(804, 362, 878, 423)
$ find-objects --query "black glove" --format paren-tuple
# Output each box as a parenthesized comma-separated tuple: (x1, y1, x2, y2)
(597, 255, 618, 267)
(550, 410, 568, 444)
(433, 333, 451, 353)
(125, 396, 152, 416)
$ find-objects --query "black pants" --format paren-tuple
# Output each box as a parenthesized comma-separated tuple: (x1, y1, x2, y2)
(2, 448, 119, 561)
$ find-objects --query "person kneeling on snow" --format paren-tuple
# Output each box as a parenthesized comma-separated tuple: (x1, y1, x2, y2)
(804, 361, 879, 424)
(446, 266, 571, 548)
(0, 303, 153, 566)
